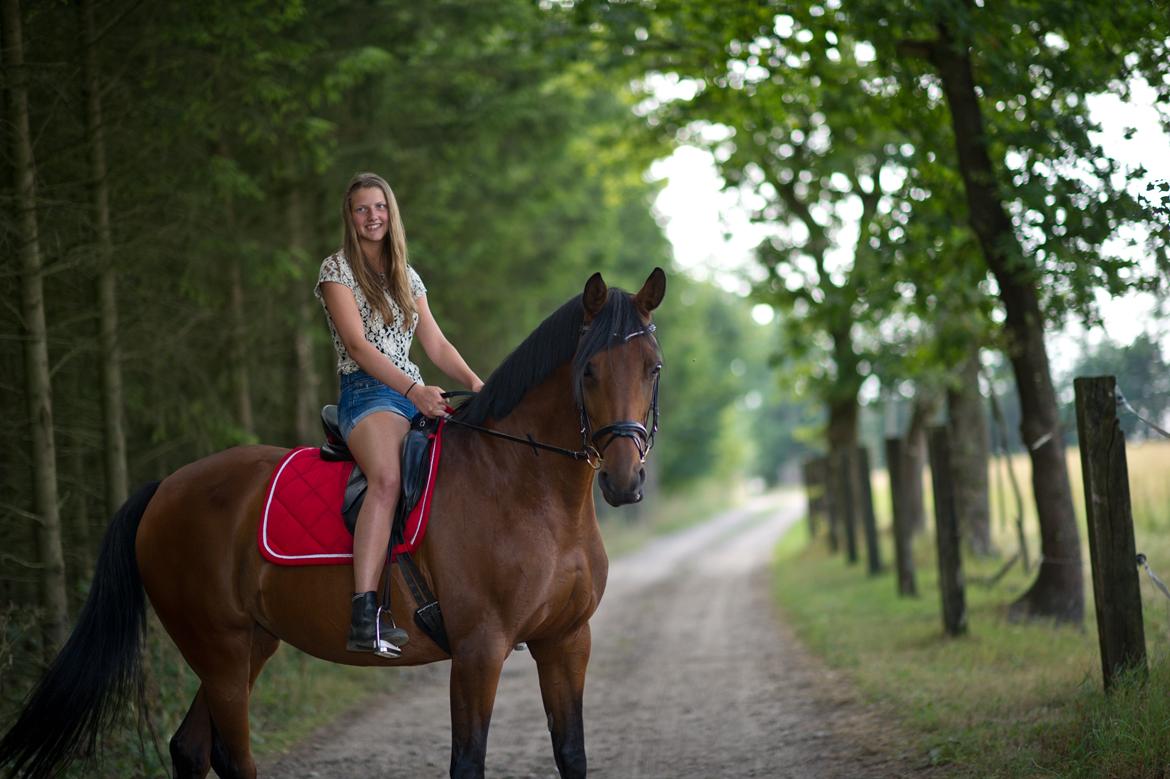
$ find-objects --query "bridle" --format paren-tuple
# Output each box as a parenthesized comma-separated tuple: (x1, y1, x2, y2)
(576, 322, 660, 470)
(443, 322, 661, 470)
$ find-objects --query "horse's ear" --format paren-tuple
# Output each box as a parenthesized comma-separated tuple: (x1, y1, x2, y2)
(582, 272, 608, 320)
(634, 267, 666, 315)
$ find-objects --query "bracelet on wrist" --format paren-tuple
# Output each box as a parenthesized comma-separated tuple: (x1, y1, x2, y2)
(405, 380, 417, 398)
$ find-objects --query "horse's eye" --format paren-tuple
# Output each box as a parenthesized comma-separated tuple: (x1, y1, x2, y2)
(651, 364, 662, 376)
(583, 363, 595, 379)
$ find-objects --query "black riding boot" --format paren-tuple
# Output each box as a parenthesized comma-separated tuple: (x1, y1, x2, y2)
(347, 591, 409, 657)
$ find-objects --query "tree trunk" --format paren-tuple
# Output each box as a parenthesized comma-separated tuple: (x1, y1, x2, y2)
(290, 188, 320, 444)
(824, 325, 862, 560)
(904, 390, 936, 535)
(885, 437, 918, 597)
(225, 194, 255, 439)
(81, 0, 129, 514)
(826, 324, 861, 452)
(928, 23, 1083, 622)
(824, 403, 857, 555)
(70, 442, 94, 597)
(947, 352, 992, 555)
(4, 0, 71, 653)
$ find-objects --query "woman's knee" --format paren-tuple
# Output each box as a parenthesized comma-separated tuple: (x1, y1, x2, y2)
(365, 469, 402, 502)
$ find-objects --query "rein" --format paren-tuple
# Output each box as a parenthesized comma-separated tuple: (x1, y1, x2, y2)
(442, 415, 595, 464)
(443, 322, 660, 470)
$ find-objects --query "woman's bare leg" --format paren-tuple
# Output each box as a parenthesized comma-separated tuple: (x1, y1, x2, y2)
(347, 410, 410, 592)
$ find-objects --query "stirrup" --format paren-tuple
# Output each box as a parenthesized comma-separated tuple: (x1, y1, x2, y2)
(374, 605, 408, 659)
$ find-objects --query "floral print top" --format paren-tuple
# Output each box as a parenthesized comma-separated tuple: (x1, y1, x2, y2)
(314, 251, 427, 380)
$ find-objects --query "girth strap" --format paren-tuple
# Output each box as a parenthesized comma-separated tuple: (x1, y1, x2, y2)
(393, 552, 450, 654)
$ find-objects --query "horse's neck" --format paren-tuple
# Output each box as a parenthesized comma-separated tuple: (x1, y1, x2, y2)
(490, 364, 595, 509)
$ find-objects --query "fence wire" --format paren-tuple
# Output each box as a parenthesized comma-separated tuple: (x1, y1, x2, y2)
(1116, 387, 1170, 440)
(1136, 553, 1170, 602)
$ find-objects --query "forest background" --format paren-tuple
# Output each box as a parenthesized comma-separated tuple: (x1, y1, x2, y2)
(3, 0, 1170, 766)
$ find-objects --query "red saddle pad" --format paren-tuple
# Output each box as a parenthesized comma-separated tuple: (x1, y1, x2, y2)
(258, 427, 443, 566)
(259, 448, 357, 565)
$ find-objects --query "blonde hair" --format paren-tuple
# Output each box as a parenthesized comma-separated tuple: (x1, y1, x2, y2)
(340, 172, 416, 331)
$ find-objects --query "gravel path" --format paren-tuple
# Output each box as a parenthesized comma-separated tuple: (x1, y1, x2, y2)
(266, 492, 931, 778)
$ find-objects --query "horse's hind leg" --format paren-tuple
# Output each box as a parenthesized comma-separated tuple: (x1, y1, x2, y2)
(170, 688, 214, 778)
(529, 624, 591, 779)
(170, 626, 281, 779)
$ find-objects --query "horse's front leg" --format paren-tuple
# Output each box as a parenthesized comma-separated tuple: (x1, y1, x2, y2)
(529, 623, 591, 779)
(448, 638, 508, 779)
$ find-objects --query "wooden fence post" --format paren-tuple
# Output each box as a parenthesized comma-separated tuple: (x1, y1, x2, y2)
(836, 449, 859, 565)
(856, 446, 882, 575)
(927, 426, 967, 636)
(1074, 375, 1147, 691)
(885, 437, 918, 596)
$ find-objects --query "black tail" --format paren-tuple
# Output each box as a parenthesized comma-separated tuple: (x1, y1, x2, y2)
(0, 480, 161, 779)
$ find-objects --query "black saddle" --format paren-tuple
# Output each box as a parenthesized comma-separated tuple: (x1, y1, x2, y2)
(319, 405, 439, 538)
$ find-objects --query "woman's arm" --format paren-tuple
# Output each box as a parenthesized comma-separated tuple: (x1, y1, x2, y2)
(319, 282, 445, 415)
(414, 295, 484, 392)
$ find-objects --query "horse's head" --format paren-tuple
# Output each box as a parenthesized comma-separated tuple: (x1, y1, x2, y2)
(575, 268, 666, 507)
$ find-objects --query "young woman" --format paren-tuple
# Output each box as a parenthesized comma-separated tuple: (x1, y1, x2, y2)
(315, 172, 483, 656)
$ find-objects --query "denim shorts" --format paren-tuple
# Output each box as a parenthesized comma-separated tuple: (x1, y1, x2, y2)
(337, 370, 420, 441)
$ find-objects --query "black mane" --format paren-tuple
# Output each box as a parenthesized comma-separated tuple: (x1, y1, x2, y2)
(454, 287, 654, 426)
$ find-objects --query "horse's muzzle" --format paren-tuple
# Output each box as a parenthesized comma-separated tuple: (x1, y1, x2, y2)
(598, 467, 645, 507)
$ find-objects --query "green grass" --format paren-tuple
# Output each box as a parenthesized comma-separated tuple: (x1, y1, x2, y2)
(776, 440, 1170, 777)
(0, 610, 398, 777)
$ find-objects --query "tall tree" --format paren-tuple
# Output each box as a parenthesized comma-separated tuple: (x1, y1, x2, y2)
(906, 16, 1083, 619)
(289, 187, 322, 444)
(619, 0, 1170, 622)
(79, 0, 129, 514)
(856, 0, 1170, 621)
(3, 0, 69, 652)
(642, 14, 906, 475)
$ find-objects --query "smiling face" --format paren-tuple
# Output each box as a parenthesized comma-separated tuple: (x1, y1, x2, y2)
(349, 186, 390, 255)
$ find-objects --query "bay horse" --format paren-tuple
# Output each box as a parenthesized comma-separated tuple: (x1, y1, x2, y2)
(0, 268, 665, 779)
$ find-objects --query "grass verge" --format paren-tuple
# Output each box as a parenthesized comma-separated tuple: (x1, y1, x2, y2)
(775, 499, 1170, 776)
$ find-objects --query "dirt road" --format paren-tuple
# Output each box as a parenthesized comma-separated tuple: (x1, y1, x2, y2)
(267, 492, 929, 778)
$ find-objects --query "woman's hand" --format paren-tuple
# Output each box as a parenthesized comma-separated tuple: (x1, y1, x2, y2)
(410, 383, 448, 417)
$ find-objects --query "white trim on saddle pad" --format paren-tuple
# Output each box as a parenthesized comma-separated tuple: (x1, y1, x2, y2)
(260, 447, 355, 564)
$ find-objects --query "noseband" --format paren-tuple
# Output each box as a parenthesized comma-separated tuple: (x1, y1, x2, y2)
(577, 322, 660, 470)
